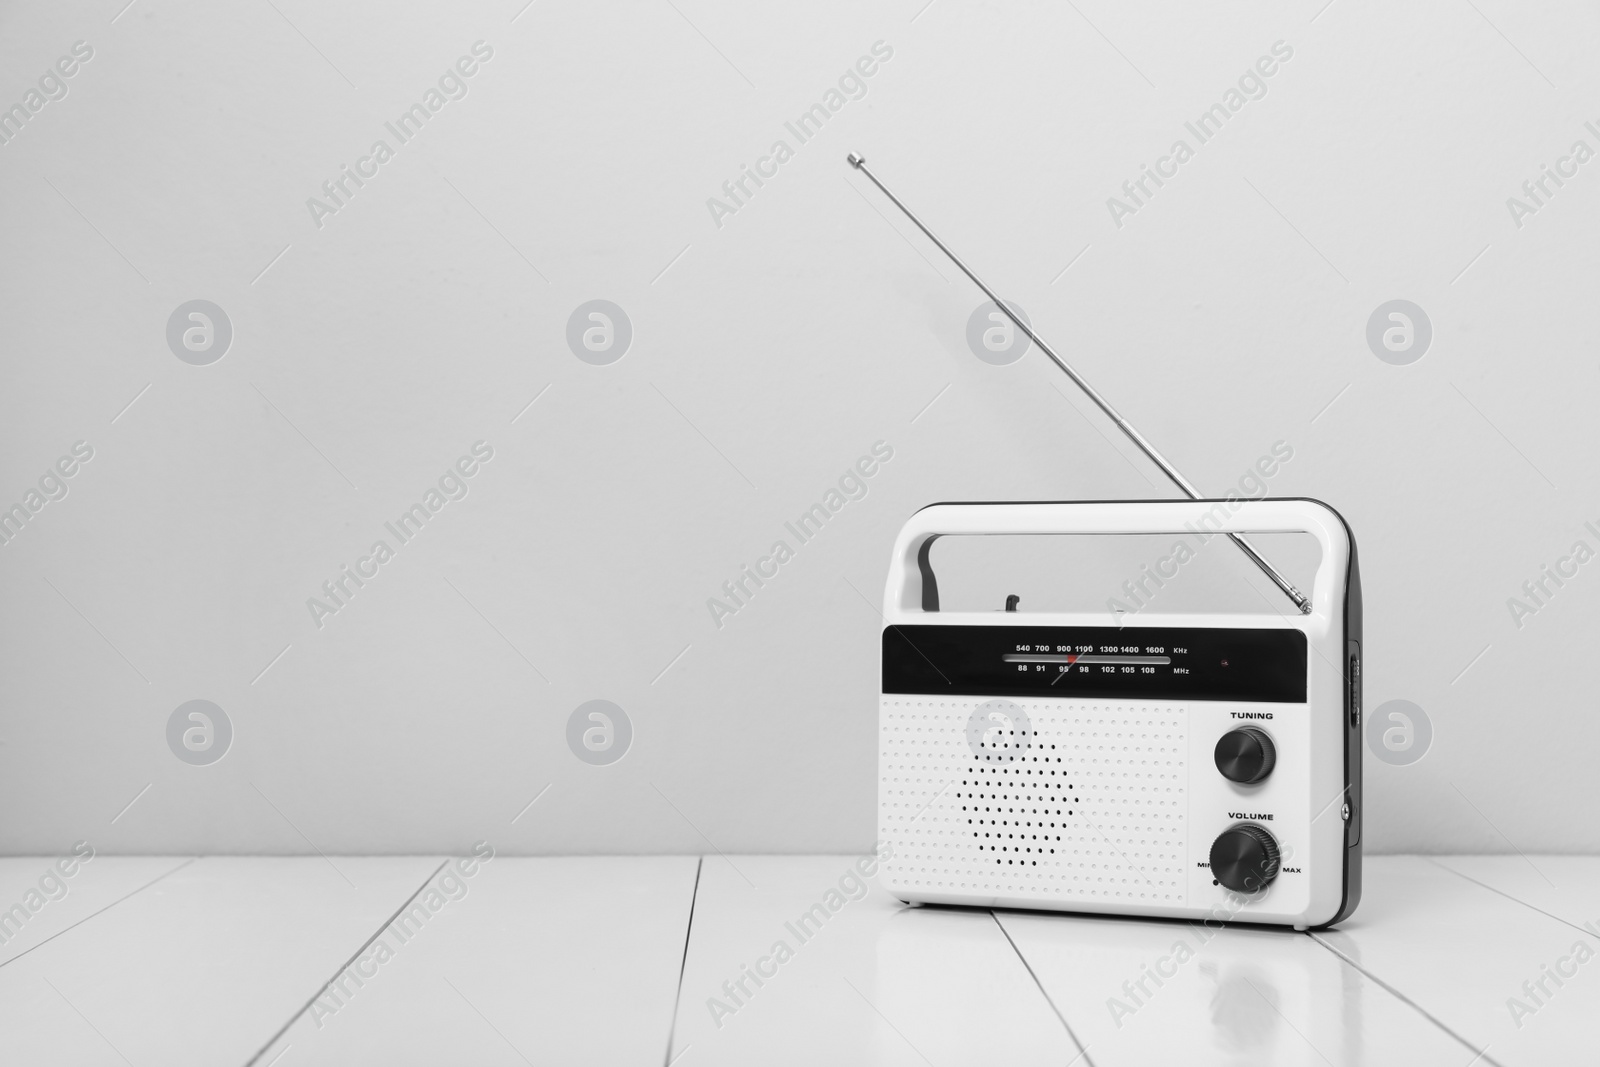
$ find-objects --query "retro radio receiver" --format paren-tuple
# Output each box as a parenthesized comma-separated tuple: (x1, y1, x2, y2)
(849, 154, 1362, 929)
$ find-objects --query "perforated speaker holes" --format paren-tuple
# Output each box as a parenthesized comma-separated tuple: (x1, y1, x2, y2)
(879, 699, 1188, 905)
(964, 745, 1076, 866)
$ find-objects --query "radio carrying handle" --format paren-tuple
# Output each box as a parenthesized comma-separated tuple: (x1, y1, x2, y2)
(884, 499, 1352, 626)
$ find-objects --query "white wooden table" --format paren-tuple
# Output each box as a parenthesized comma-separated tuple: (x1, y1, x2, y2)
(0, 854, 1591, 1065)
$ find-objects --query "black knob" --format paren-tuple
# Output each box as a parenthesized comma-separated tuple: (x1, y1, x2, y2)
(1209, 824, 1281, 893)
(1214, 727, 1276, 784)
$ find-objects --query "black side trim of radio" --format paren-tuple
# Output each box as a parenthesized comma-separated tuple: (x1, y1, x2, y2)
(1321, 501, 1362, 929)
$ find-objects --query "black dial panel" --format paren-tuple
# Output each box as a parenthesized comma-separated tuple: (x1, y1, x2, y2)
(882, 625, 1306, 703)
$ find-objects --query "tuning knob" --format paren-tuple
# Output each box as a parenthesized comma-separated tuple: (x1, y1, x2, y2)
(1214, 727, 1276, 784)
(1209, 824, 1281, 893)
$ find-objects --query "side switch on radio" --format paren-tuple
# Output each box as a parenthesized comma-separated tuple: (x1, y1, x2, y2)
(1214, 726, 1276, 784)
(1209, 825, 1281, 893)
(1350, 652, 1361, 728)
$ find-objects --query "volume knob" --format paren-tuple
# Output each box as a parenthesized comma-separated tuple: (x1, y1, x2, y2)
(1209, 824, 1281, 893)
(1214, 727, 1276, 784)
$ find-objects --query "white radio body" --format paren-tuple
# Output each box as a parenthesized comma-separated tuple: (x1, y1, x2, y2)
(876, 499, 1362, 930)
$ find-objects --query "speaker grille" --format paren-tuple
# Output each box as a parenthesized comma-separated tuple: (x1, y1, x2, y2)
(880, 697, 1189, 906)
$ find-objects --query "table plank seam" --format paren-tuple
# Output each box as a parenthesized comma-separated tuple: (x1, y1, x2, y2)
(0, 856, 198, 973)
(241, 857, 449, 1067)
(661, 856, 704, 1067)
(1305, 931, 1505, 1067)
(1426, 858, 1599, 940)
(990, 910, 1098, 1067)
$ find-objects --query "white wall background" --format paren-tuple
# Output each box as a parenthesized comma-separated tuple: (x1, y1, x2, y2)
(2, 0, 1596, 856)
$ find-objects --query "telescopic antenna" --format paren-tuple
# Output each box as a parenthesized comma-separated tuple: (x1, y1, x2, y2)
(846, 152, 1311, 616)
